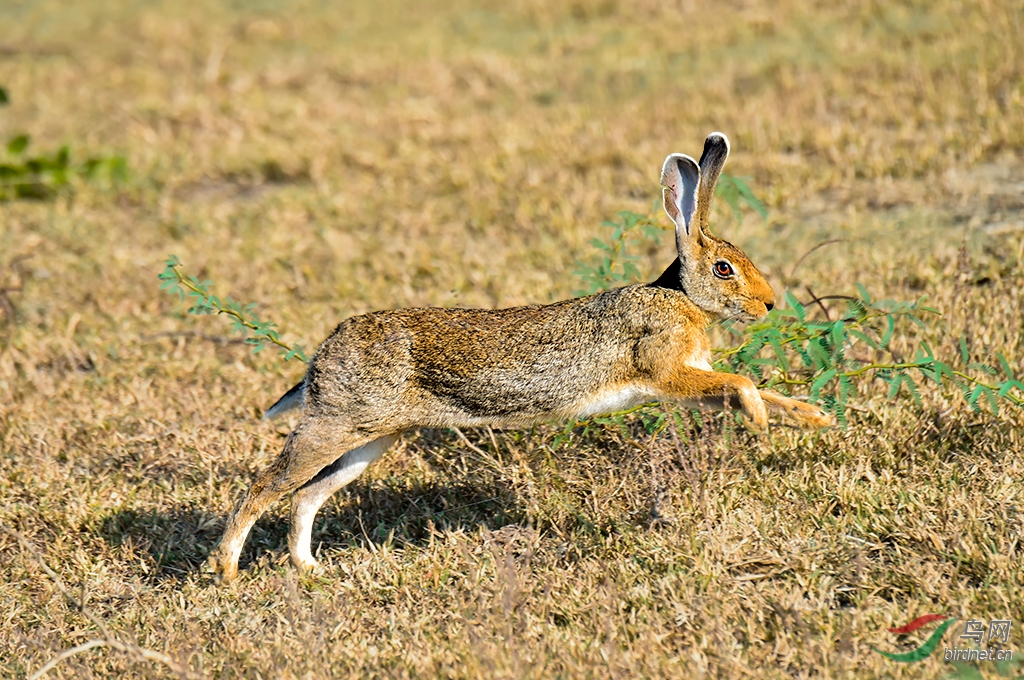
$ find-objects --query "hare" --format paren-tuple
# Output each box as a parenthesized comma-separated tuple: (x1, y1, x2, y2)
(209, 132, 832, 582)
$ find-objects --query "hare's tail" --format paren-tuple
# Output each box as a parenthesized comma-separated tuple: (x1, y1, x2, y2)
(263, 380, 305, 420)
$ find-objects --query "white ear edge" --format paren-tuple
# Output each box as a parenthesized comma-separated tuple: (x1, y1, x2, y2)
(660, 153, 701, 235)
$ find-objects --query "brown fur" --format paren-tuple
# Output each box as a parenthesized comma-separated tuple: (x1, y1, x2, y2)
(209, 133, 832, 582)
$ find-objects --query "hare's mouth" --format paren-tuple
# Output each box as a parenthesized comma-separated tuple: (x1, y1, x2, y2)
(727, 299, 767, 321)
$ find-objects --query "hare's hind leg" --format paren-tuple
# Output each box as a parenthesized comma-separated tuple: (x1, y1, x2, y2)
(288, 434, 399, 573)
(210, 420, 377, 583)
(759, 391, 833, 428)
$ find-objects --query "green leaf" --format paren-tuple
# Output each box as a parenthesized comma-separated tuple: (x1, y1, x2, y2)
(7, 134, 30, 155)
(879, 315, 895, 348)
(984, 386, 998, 415)
(808, 338, 831, 370)
(887, 375, 902, 400)
(997, 352, 1015, 380)
(838, 374, 855, 403)
(997, 380, 1024, 397)
(810, 368, 837, 399)
(848, 329, 879, 350)
(968, 362, 997, 375)
(855, 283, 872, 305)
(767, 335, 790, 373)
(932, 361, 956, 385)
(734, 177, 768, 219)
(958, 336, 970, 364)
(967, 384, 984, 410)
(784, 291, 805, 322)
(901, 374, 922, 406)
(829, 320, 845, 354)
(0, 87, 8, 105)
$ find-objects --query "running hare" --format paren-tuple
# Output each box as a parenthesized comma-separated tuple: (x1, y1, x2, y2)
(210, 132, 832, 582)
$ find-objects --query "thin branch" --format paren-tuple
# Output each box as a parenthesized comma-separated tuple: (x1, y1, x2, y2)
(28, 640, 108, 680)
(800, 294, 859, 304)
(804, 285, 832, 321)
(452, 427, 491, 459)
(950, 370, 1024, 407)
(2, 525, 201, 679)
(165, 261, 296, 356)
(142, 330, 248, 345)
(788, 239, 846, 280)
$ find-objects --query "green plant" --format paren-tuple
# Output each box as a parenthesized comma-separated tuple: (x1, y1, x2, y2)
(158, 255, 306, 362)
(0, 86, 126, 200)
(717, 290, 1023, 426)
(573, 207, 664, 295)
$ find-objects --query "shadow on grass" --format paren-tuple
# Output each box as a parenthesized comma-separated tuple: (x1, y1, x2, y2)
(96, 477, 525, 583)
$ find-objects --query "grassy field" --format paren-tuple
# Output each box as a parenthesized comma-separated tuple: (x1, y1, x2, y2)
(2, 0, 1023, 677)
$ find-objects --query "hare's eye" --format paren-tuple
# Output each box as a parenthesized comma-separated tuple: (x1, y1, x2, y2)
(713, 261, 734, 279)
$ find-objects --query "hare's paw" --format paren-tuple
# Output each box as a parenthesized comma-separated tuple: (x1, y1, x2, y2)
(207, 551, 238, 584)
(758, 391, 833, 429)
(291, 554, 324, 576)
(789, 401, 833, 429)
(738, 383, 769, 432)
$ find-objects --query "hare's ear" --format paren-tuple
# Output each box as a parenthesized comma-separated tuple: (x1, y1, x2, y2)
(661, 153, 701, 249)
(696, 132, 729, 232)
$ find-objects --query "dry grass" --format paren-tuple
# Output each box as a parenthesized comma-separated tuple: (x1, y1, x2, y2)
(1, 0, 1023, 677)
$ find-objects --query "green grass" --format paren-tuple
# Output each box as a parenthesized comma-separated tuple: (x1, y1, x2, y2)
(1, 0, 1023, 677)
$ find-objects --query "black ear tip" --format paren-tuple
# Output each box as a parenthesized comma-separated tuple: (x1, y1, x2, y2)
(704, 132, 730, 152)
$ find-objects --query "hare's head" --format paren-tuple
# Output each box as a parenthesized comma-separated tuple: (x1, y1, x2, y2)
(660, 133, 775, 321)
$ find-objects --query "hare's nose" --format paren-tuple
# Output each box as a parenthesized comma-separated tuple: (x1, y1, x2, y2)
(765, 301, 774, 311)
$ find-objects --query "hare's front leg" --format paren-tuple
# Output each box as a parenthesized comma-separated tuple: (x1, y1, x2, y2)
(288, 434, 399, 573)
(663, 368, 768, 430)
(759, 391, 833, 429)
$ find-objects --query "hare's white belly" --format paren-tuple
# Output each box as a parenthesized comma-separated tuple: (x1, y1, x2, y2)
(567, 352, 712, 419)
(571, 384, 654, 418)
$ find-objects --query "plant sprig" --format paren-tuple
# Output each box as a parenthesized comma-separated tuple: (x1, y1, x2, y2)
(573, 208, 663, 295)
(717, 291, 1022, 426)
(0, 87, 126, 200)
(158, 256, 306, 362)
